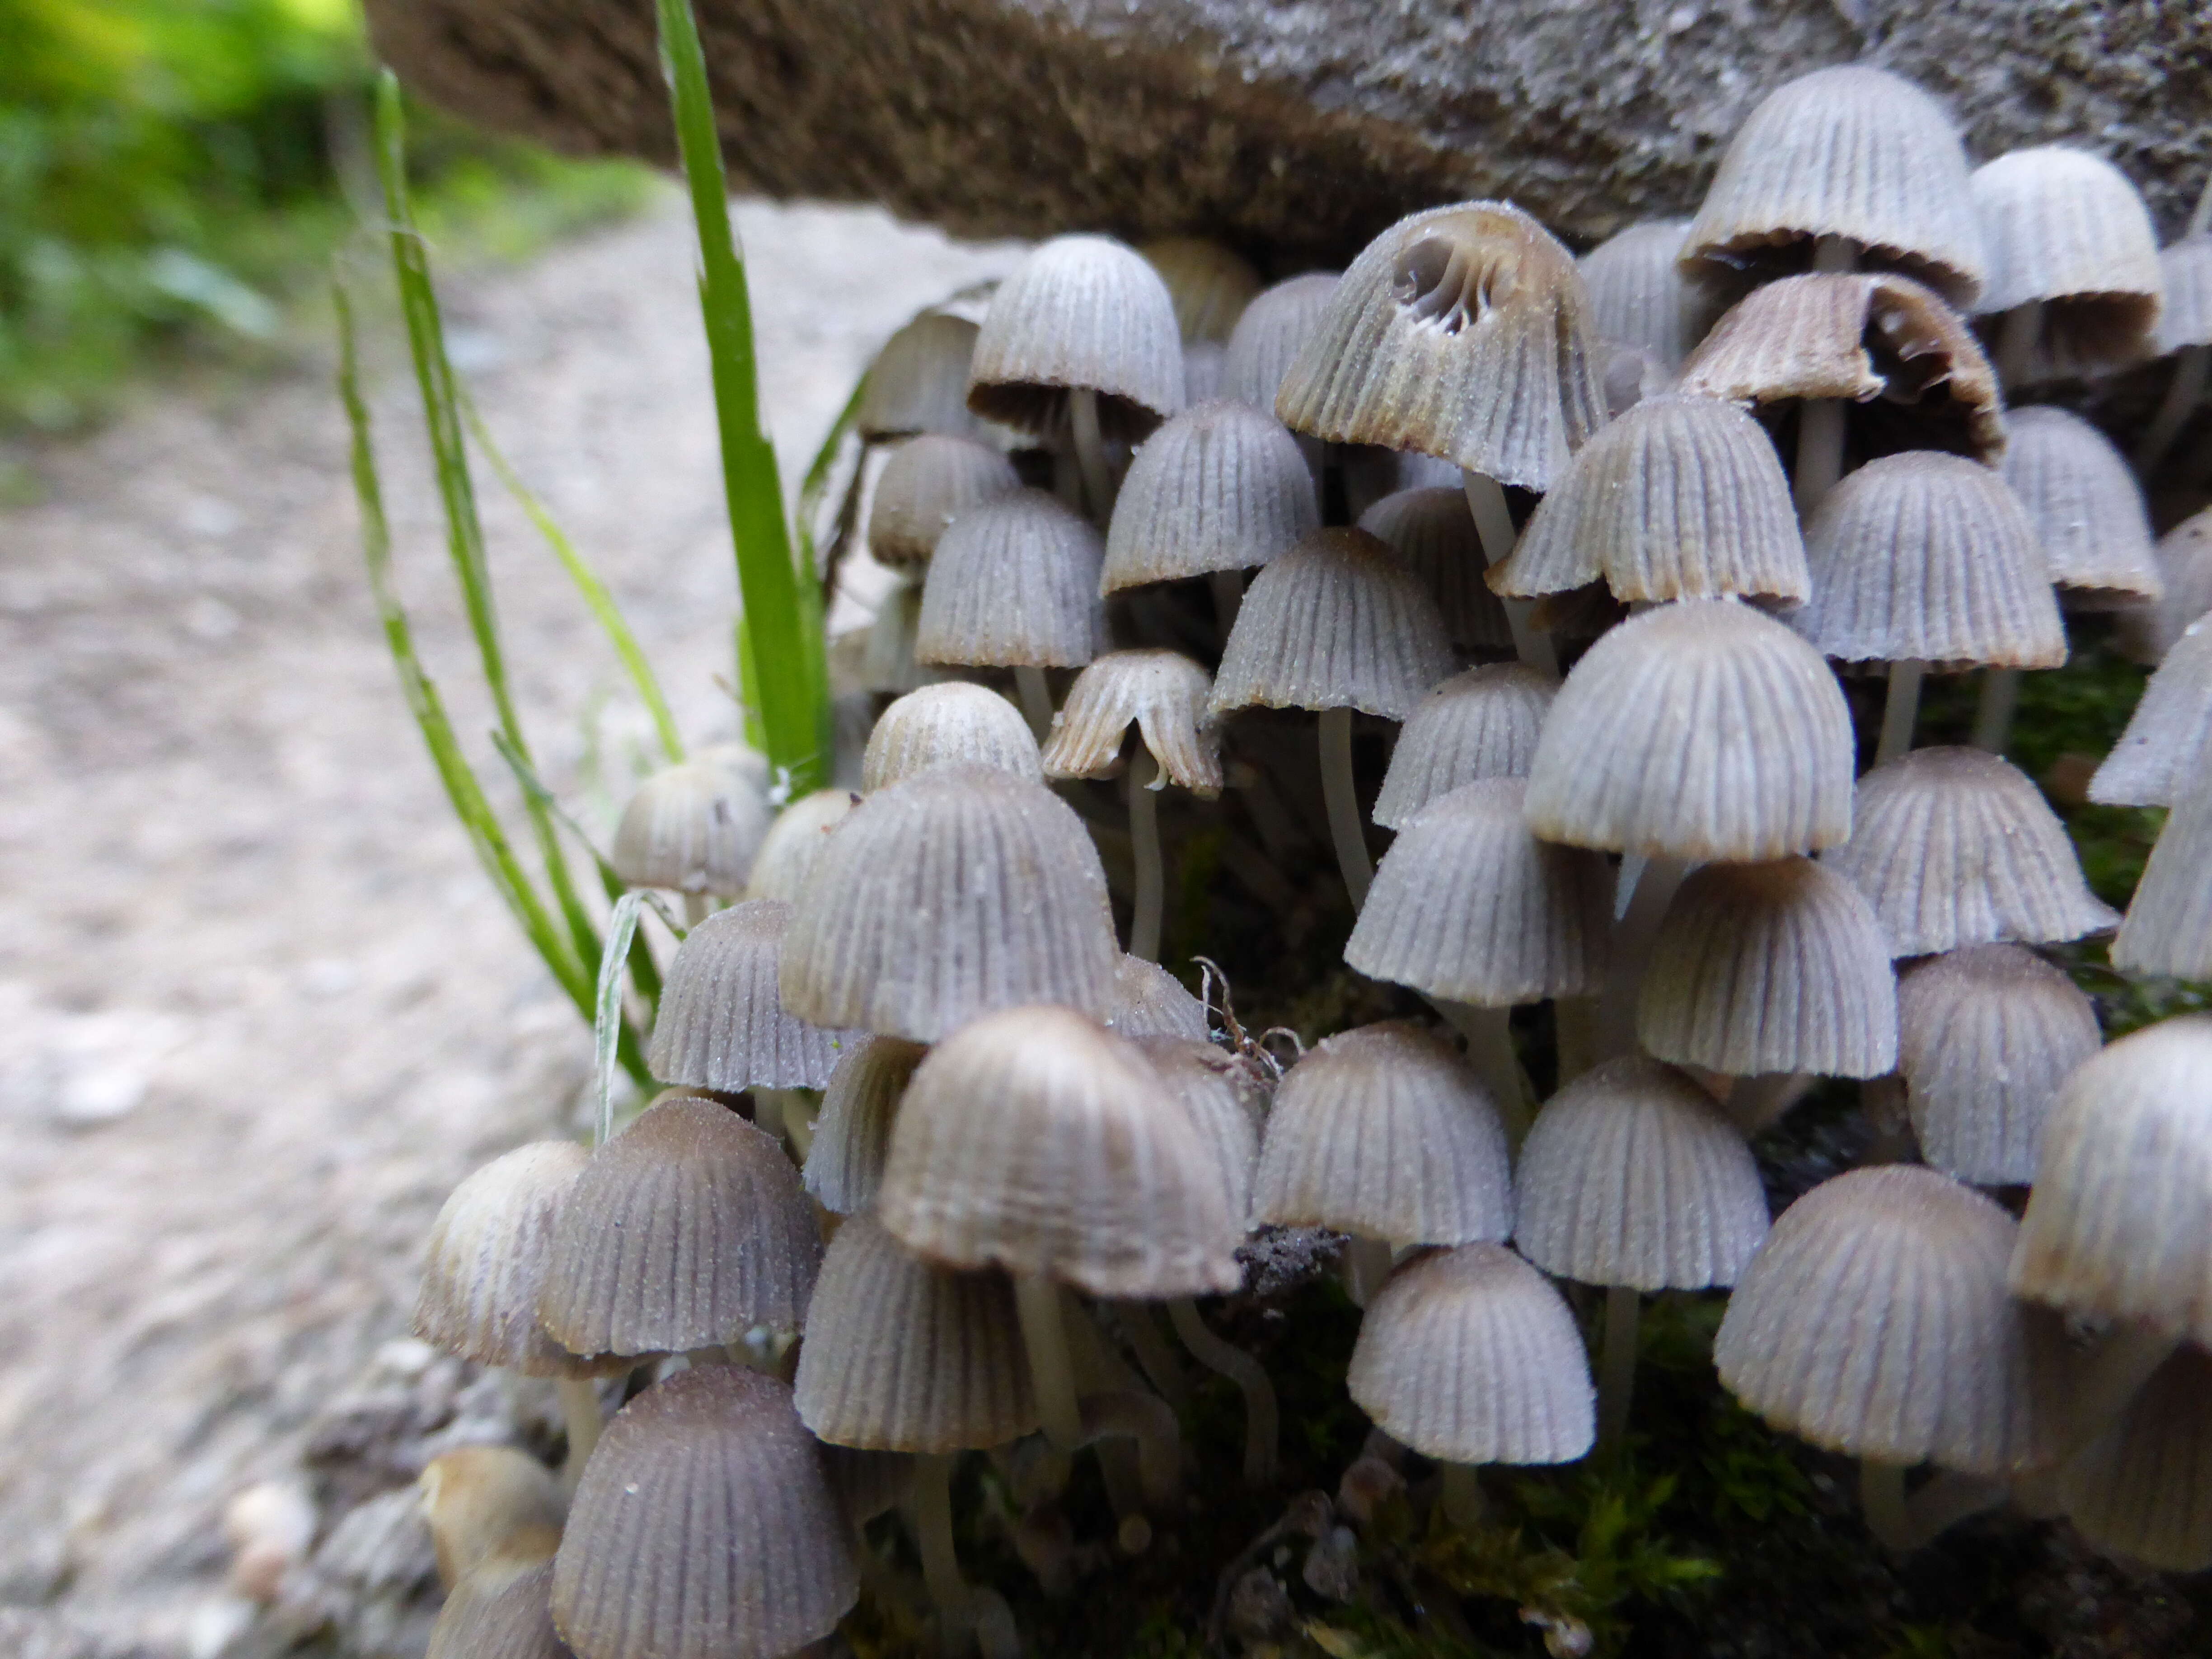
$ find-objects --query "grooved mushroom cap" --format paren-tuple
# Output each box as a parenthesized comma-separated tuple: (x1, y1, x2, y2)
(1141, 237, 1263, 345)
(1580, 219, 1703, 369)
(1491, 395, 1809, 604)
(647, 900, 848, 1092)
(1372, 665, 1556, 830)
(793, 1213, 1037, 1453)
(1276, 202, 1607, 490)
(1680, 66, 1985, 306)
(609, 760, 772, 895)
(1897, 944, 2102, 1187)
(1969, 147, 2163, 377)
(1136, 1037, 1266, 1221)
(1251, 1021, 1513, 1247)
(861, 682, 1042, 793)
(859, 311, 982, 441)
(967, 234, 1183, 442)
(877, 1006, 1242, 1297)
(1355, 487, 1514, 653)
(803, 1036, 926, 1216)
(1107, 955, 1210, 1042)
(1348, 779, 1611, 1008)
(1220, 272, 1340, 411)
(779, 763, 1119, 1041)
(2092, 620, 2212, 806)
(1823, 746, 2117, 956)
(1208, 528, 1453, 721)
(915, 489, 1109, 669)
(2156, 235, 2212, 354)
(2013, 1017, 2212, 1344)
(415, 1142, 619, 1379)
(1346, 1244, 1595, 1466)
(1514, 1056, 1770, 1291)
(866, 435, 1022, 571)
(1715, 1166, 2067, 1475)
(551, 1368, 857, 1659)
(428, 1560, 568, 1659)
(1794, 451, 2065, 669)
(1101, 400, 1319, 591)
(2000, 406, 2162, 607)
(1040, 649, 1222, 794)
(1637, 858, 1898, 1079)
(2058, 1344, 2212, 1573)
(539, 1095, 821, 1355)
(744, 788, 857, 904)
(2112, 779, 2212, 983)
(2118, 506, 2212, 666)
(1525, 599, 1857, 860)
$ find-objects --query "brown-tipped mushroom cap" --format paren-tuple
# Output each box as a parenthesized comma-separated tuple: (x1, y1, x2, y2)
(1220, 272, 1340, 411)
(2156, 235, 2212, 356)
(1137, 1036, 1265, 1221)
(2112, 778, 2212, 981)
(647, 899, 849, 1093)
(859, 311, 982, 441)
(1970, 147, 2164, 378)
(2118, 505, 2212, 666)
(1107, 954, 1210, 1042)
(1040, 648, 1222, 794)
(914, 488, 1108, 669)
(861, 682, 1043, 793)
(539, 1095, 821, 1356)
(866, 434, 1022, 571)
(2091, 620, 2212, 806)
(1824, 746, 2117, 956)
(1716, 1166, 2066, 1475)
(803, 1035, 926, 1216)
(552, 1368, 856, 1659)
(1101, 400, 1318, 591)
(1514, 1056, 1770, 1291)
(780, 764, 1119, 1041)
(1251, 1022, 1513, 1247)
(609, 760, 772, 895)
(2000, 406, 2162, 607)
(428, 1559, 570, 1659)
(1354, 487, 1515, 654)
(1580, 219, 1703, 369)
(1525, 599, 1856, 861)
(967, 234, 1182, 442)
(2058, 1344, 2212, 1573)
(1372, 664, 1556, 830)
(1141, 237, 1263, 345)
(745, 788, 857, 904)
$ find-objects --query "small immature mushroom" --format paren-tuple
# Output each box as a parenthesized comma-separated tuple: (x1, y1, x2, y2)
(743, 787, 856, 903)
(866, 434, 1022, 571)
(2116, 504, 2212, 666)
(861, 310, 984, 441)
(647, 900, 848, 1117)
(803, 1035, 927, 1216)
(2111, 776, 2212, 979)
(1355, 487, 1515, 656)
(2137, 233, 2212, 473)
(1579, 219, 1703, 370)
(609, 759, 772, 906)
(2057, 1344, 2212, 1572)
(1999, 406, 2163, 609)
(426, 1558, 569, 1659)
(861, 682, 1043, 792)
(1220, 272, 1340, 412)
(419, 1445, 567, 1592)
(1370, 664, 1555, 830)
(2091, 618, 2212, 805)
(1141, 237, 1263, 345)
(1107, 954, 1210, 1042)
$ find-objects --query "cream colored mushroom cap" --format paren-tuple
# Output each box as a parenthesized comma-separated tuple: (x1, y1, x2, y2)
(967, 233, 1184, 441)
(2000, 405, 2161, 607)
(1101, 399, 1319, 591)
(861, 682, 1042, 793)
(859, 310, 982, 441)
(609, 759, 772, 895)
(1579, 218, 1701, 368)
(744, 788, 857, 904)
(866, 434, 1022, 570)
(1220, 272, 1340, 411)
(1372, 664, 1555, 831)
(914, 488, 1109, 670)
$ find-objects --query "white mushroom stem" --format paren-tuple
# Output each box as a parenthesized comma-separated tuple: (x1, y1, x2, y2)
(1069, 388, 1115, 523)
(1859, 1459, 1913, 1552)
(1014, 665, 1055, 743)
(1461, 469, 1558, 676)
(2136, 345, 2210, 476)
(1875, 660, 1928, 767)
(1078, 1389, 1183, 1511)
(1972, 666, 2024, 755)
(1015, 1274, 1084, 1453)
(1595, 1285, 1641, 1456)
(1596, 855, 1690, 1060)
(555, 1378, 604, 1487)
(1439, 1464, 1487, 1528)
(1168, 1297, 1280, 1486)
(1317, 706, 1373, 910)
(1209, 570, 1245, 650)
(1128, 750, 1165, 962)
(1341, 1235, 1394, 1308)
(1793, 235, 1858, 520)
(911, 1453, 980, 1654)
(1994, 300, 2045, 392)
(1434, 998, 1530, 1142)
(1114, 1298, 1187, 1410)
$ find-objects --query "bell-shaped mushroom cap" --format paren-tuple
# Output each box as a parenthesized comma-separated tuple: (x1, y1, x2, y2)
(745, 788, 857, 904)
(915, 488, 1108, 670)
(866, 435, 1022, 571)
(1372, 665, 1556, 830)
(1107, 954, 1210, 1042)
(2118, 505, 2212, 666)
(2156, 235, 2212, 355)
(1716, 1166, 2067, 1475)
(1100, 400, 1318, 591)
(1680, 66, 1985, 305)
(416, 1142, 617, 1379)
(1515, 1056, 1770, 1291)
(1346, 1243, 1595, 1465)
(1525, 599, 1857, 861)
(1637, 858, 1898, 1079)
(859, 311, 983, 441)
(780, 764, 1118, 1041)
(2090, 620, 2212, 806)
(1897, 944, 2101, 1186)
(1276, 202, 1607, 491)
(1999, 406, 2162, 607)
(967, 234, 1183, 442)
(1251, 1021, 1513, 1247)
(539, 1095, 822, 1355)
(1348, 779, 1611, 1008)
(1678, 272, 2005, 465)
(552, 1368, 857, 1659)
(1354, 487, 1515, 654)
(1580, 219, 1702, 369)
(877, 1006, 1242, 1297)
(1793, 451, 2065, 669)
(2013, 1017, 2212, 1343)
(2058, 1344, 2212, 1573)
(609, 760, 772, 895)
(803, 1035, 925, 1216)
(1492, 395, 1810, 604)
(428, 1559, 569, 1659)
(1142, 237, 1263, 345)
(1824, 746, 2118, 956)
(1040, 648, 1222, 794)
(1137, 1036, 1265, 1220)
(1970, 147, 2163, 376)
(647, 900, 848, 1092)
(861, 682, 1042, 793)
(1220, 272, 1340, 411)
(1209, 528, 1454, 721)
(793, 1213, 1037, 1453)
(2112, 778, 2212, 981)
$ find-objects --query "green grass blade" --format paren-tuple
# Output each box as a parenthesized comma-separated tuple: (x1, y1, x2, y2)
(595, 891, 647, 1146)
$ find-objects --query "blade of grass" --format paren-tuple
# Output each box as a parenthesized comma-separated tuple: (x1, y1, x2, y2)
(595, 891, 647, 1147)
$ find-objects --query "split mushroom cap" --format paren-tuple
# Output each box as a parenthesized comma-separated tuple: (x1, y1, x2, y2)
(609, 759, 772, 895)
(793, 1212, 1038, 1453)
(1220, 271, 1341, 411)
(1141, 236, 1263, 344)
(2156, 235, 2212, 355)
(1136, 1036, 1266, 1221)
(2114, 783, 2212, 985)
(1491, 394, 1810, 604)
(2117, 505, 2212, 666)
(914, 488, 1109, 670)
(539, 1093, 821, 1356)
(1251, 1021, 1514, 1247)
(1636, 857, 1899, 1079)
(552, 1368, 857, 1659)
(1514, 1056, 1770, 1291)
(1716, 1165, 2067, 1475)
(744, 788, 857, 904)
(647, 899, 848, 1093)
(1579, 218, 1703, 369)
(1100, 399, 1319, 591)
(1208, 527, 1454, 722)
(1346, 1243, 1595, 1465)
(1525, 598, 1857, 861)
(427, 1559, 569, 1659)
(1276, 201, 1607, 490)
(1897, 944, 2102, 1186)
(877, 1005, 1243, 1297)
(860, 682, 1042, 793)
(2058, 1344, 2212, 1573)
(2092, 619, 2212, 806)
(803, 1035, 927, 1216)
(1106, 954, 1211, 1042)
(967, 233, 1184, 442)
(859, 310, 983, 441)
(1679, 65, 1986, 306)
(1824, 746, 2118, 956)
(865, 434, 1022, 570)
(1348, 778, 1611, 1008)
(1354, 486, 1515, 654)
(1999, 406, 2162, 607)
(779, 763, 1119, 1041)
(1040, 648, 1223, 795)
(1970, 146, 2164, 377)
(1372, 664, 1556, 830)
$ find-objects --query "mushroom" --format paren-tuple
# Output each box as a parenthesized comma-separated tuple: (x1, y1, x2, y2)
(860, 309, 984, 443)
(742, 787, 856, 904)
(2115, 503, 2212, 666)
(609, 759, 772, 921)
(802, 1034, 926, 1218)
(1370, 663, 1555, 831)
(1355, 486, 1516, 656)
(2090, 615, 2212, 806)
(419, 1446, 566, 1592)
(866, 434, 1021, 572)
(1141, 237, 1263, 346)
(1106, 954, 1211, 1042)
(426, 1558, 569, 1659)
(1998, 406, 2163, 610)
(1579, 219, 1704, 371)
(2112, 774, 2212, 980)
(1220, 272, 1341, 413)
(860, 682, 1042, 792)
(2137, 230, 2212, 474)
(2056, 1343, 2212, 1572)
